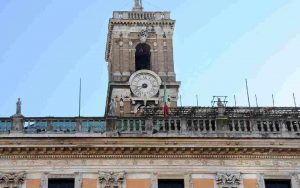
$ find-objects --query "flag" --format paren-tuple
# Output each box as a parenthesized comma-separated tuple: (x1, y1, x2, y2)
(163, 83, 169, 117)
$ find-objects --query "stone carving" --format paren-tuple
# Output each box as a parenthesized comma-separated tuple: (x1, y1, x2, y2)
(0, 172, 26, 187)
(138, 29, 148, 43)
(119, 97, 124, 113)
(16, 98, 22, 115)
(99, 171, 125, 188)
(109, 98, 117, 116)
(216, 172, 241, 186)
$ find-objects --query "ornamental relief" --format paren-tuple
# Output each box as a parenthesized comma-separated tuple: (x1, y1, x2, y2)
(216, 172, 241, 187)
(99, 171, 125, 188)
(0, 172, 26, 188)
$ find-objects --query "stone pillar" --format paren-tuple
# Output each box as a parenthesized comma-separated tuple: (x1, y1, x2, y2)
(151, 172, 158, 188)
(257, 173, 265, 188)
(291, 173, 300, 188)
(11, 114, 24, 133)
(184, 173, 191, 188)
(181, 118, 187, 132)
(41, 172, 48, 188)
(75, 172, 82, 188)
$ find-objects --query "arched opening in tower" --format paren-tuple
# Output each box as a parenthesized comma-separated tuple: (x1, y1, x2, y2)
(135, 43, 151, 71)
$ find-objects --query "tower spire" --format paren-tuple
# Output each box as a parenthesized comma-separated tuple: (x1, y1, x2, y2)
(133, 0, 143, 12)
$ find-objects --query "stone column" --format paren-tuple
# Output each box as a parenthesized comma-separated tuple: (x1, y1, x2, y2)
(184, 173, 191, 188)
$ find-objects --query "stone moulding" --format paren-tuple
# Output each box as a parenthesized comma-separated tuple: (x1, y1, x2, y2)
(215, 172, 241, 186)
(0, 146, 299, 159)
(0, 172, 26, 187)
(99, 171, 125, 188)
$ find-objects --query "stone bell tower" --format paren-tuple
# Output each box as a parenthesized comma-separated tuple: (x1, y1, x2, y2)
(105, 0, 180, 116)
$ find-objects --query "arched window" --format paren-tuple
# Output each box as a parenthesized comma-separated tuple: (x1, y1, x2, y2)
(135, 43, 151, 71)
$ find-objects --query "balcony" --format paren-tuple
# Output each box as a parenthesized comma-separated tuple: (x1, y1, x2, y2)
(0, 107, 300, 138)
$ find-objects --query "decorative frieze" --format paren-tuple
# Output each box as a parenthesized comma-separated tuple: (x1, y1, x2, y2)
(0, 172, 26, 188)
(99, 171, 125, 188)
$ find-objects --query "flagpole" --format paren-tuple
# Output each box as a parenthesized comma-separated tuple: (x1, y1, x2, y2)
(293, 93, 297, 107)
(234, 95, 237, 107)
(255, 94, 258, 107)
(79, 78, 82, 118)
(245, 79, 251, 108)
(180, 95, 182, 107)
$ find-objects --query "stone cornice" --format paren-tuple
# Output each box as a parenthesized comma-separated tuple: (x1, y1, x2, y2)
(0, 146, 299, 160)
(1, 138, 299, 159)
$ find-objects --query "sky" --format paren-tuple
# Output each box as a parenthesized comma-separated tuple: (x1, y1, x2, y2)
(0, 0, 300, 117)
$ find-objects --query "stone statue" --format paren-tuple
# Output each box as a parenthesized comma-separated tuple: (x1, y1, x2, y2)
(133, 0, 143, 11)
(119, 98, 124, 113)
(16, 98, 22, 115)
(109, 98, 116, 115)
(135, 0, 141, 7)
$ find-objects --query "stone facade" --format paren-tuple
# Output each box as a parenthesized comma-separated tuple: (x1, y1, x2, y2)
(0, 1, 300, 188)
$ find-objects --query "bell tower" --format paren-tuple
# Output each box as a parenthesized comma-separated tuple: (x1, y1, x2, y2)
(105, 1, 180, 116)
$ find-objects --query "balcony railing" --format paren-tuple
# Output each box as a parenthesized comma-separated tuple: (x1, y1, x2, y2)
(1, 107, 300, 138)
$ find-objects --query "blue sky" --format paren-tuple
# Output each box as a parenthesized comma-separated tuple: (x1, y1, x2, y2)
(0, 0, 300, 117)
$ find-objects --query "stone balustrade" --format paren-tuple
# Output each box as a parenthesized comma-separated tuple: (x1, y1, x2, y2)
(113, 117, 300, 137)
(113, 11, 170, 20)
(0, 107, 299, 138)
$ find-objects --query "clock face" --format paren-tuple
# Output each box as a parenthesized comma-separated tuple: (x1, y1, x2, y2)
(129, 70, 161, 98)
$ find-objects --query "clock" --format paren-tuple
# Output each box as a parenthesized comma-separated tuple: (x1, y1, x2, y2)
(129, 70, 161, 98)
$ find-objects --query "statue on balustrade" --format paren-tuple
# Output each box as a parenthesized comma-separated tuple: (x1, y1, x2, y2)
(16, 98, 22, 115)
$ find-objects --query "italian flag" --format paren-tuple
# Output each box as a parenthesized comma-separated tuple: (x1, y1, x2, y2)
(163, 83, 169, 117)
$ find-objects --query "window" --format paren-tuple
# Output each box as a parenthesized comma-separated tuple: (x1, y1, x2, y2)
(48, 178, 74, 188)
(135, 43, 151, 71)
(265, 180, 291, 188)
(158, 179, 184, 188)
